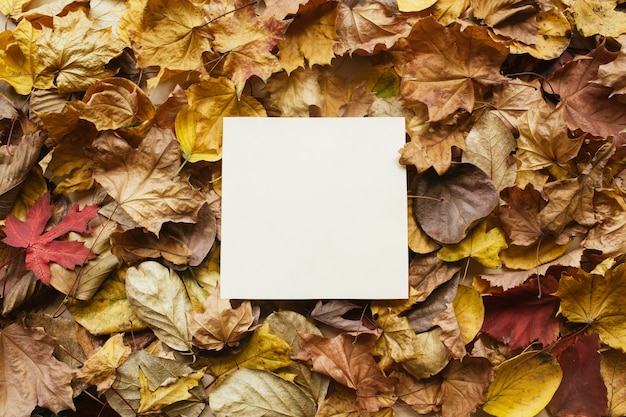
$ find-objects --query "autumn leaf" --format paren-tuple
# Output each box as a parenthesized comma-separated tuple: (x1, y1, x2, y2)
(88, 128, 205, 235)
(568, 0, 626, 38)
(0, 322, 75, 417)
(187, 285, 258, 350)
(483, 352, 563, 417)
(2, 192, 98, 285)
(0, 18, 38, 94)
(413, 163, 499, 244)
(266, 68, 323, 116)
(309, 300, 370, 332)
(556, 263, 626, 352)
(601, 348, 626, 417)
(293, 331, 396, 412)
(138, 367, 205, 414)
(498, 184, 547, 246)
(400, 17, 509, 122)
(76, 333, 131, 394)
(438, 220, 508, 269)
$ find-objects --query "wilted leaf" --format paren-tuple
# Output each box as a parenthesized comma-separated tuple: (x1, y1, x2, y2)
(400, 17, 508, 121)
(0, 323, 75, 417)
(483, 352, 563, 417)
(392, 370, 440, 414)
(76, 333, 131, 394)
(409, 253, 460, 302)
(438, 220, 508, 269)
(138, 367, 205, 414)
(556, 263, 626, 352)
(310, 300, 368, 332)
(401, 327, 451, 380)
(126, 261, 192, 351)
(499, 184, 547, 246)
(209, 368, 316, 417)
(439, 357, 494, 417)
(601, 348, 626, 417)
(413, 163, 499, 244)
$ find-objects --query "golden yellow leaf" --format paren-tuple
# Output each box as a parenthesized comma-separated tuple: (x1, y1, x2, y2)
(278, 1, 338, 74)
(317, 72, 350, 117)
(184, 77, 267, 162)
(33, 11, 125, 93)
(0, 18, 38, 95)
(265, 68, 323, 116)
(207, 323, 293, 379)
(508, 7, 571, 60)
(570, 0, 626, 37)
(601, 349, 626, 417)
(432, 0, 470, 25)
(556, 264, 626, 351)
(401, 327, 451, 380)
(76, 333, 131, 394)
(483, 352, 562, 417)
(398, 0, 437, 12)
(138, 367, 205, 414)
(453, 285, 484, 345)
(500, 237, 570, 270)
(175, 106, 216, 163)
(438, 221, 508, 269)
(408, 200, 440, 254)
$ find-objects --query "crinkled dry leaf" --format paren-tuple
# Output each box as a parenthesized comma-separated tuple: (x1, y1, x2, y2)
(76, 333, 131, 394)
(266, 68, 323, 116)
(601, 348, 626, 417)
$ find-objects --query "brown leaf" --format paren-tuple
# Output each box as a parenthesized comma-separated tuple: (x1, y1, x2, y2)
(499, 184, 547, 246)
(265, 68, 323, 116)
(187, 285, 258, 351)
(584, 190, 626, 256)
(413, 163, 499, 244)
(600, 348, 626, 417)
(309, 300, 370, 332)
(406, 272, 460, 333)
(490, 78, 544, 134)
(400, 17, 508, 121)
(293, 331, 396, 412)
(88, 128, 205, 235)
(409, 253, 461, 302)
(334, 1, 410, 56)
(392, 370, 440, 414)
(473, 0, 539, 45)
(438, 357, 494, 417)
(0, 322, 75, 417)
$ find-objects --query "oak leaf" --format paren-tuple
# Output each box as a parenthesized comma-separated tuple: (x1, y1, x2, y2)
(76, 333, 131, 394)
(481, 276, 561, 350)
(438, 221, 508, 269)
(413, 163, 499, 244)
(293, 331, 396, 412)
(0, 322, 75, 417)
(556, 263, 626, 352)
(89, 128, 205, 235)
(187, 285, 257, 351)
(334, 1, 411, 56)
(548, 333, 608, 417)
(400, 17, 509, 122)
(601, 348, 626, 417)
(33, 11, 124, 93)
(278, 1, 338, 73)
(483, 352, 563, 417)
(2, 192, 98, 285)
(209, 368, 317, 417)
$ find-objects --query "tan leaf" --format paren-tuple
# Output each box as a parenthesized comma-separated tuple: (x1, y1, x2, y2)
(439, 357, 493, 417)
(409, 253, 460, 302)
(76, 333, 131, 394)
(89, 128, 205, 235)
(584, 191, 626, 256)
(334, 1, 411, 56)
(187, 285, 257, 351)
(266, 68, 323, 116)
(498, 184, 547, 246)
(490, 78, 544, 134)
(0, 323, 75, 417)
(601, 348, 626, 417)
(392, 370, 440, 414)
(316, 383, 394, 417)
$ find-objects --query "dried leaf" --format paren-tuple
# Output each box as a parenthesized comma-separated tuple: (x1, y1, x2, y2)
(76, 333, 131, 394)
(266, 68, 323, 116)
(138, 367, 205, 414)
(437, 221, 508, 269)
(601, 348, 626, 417)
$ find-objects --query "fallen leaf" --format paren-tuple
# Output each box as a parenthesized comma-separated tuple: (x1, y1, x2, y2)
(293, 331, 396, 412)
(392, 370, 440, 414)
(548, 332, 608, 417)
(138, 367, 205, 414)
(507, 7, 571, 60)
(266, 68, 324, 116)
(490, 78, 544, 134)
(406, 272, 460, 333)
(409, 253, 460, 302)
(499, 237, 570, 271)
(569, 0, 626, 37)
(413, 163, 499, 244)
(481, 276, 561, 349)
(310, 300, 370, 332)
(0, 18, 37, 94)
(555, 263, 626, 352)
(400, 327, 451, 380)
(601, 348, 626, 417)
(432, 303, 466, 359)
(452, 284, 484, 345)
(584, 190, 626, 256)
(407, 200, 441, 254)
(278, 1, 338, 73)
(439, 357, 494, 417)
(400, 17, 509, 121)
(595, 43, 626, 96)
(89, 128, 205, 235)
(472, 0, 540, 45)
(76, 333, 131, 394)
(498, 184, 547, 246)
(482, 351, 563, 417)
(397, 0, 437, 12)
(126, 261, 192, 351)
(334, 1, 411, 56)
(209, 368, 317, 417)
(0, 322, 75, 417)
(438, 220, 508, 269)
(2, 192, 98, 285)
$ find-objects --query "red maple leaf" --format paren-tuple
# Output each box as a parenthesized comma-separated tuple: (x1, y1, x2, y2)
(481, 275, 561, 350)
(2, 193, 99, 285)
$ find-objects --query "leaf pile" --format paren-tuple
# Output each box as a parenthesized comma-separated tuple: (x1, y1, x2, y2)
(1, 1, 626, 416)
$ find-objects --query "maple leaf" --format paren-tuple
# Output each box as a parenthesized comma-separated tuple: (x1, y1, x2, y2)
(548, 333, 608, 417)
(547, 43, 626, 138)
(498, 184, 547, 246)
(0, 322, 75, 417)
(2, 193, 98, 285)
(293, 331, 396, 412)
(334, 1, 411, 56)
(481, 276, 561, 350)
(400, 17, 509, 122)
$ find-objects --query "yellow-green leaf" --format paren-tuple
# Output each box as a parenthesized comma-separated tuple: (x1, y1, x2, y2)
(438, 221, 508, 268)
(483, 352, 562, 417)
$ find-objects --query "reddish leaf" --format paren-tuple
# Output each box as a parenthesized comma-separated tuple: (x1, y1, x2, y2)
(481, 276, 560, 349)
(2, 193, 98, 285)
(549, 333, 608, 417)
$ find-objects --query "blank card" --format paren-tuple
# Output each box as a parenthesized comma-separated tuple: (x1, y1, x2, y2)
(220, 117, 407, 299)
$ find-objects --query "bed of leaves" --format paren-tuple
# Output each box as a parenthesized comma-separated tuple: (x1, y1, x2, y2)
(1, 0, 626, 416)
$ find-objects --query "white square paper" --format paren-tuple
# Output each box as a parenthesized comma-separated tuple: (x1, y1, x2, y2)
(220, 117, 408, 299)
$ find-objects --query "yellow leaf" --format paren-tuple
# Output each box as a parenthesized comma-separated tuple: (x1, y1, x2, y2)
(570, 0, 626, 37)
(500, 237, 570, 270)
(48, 138, 95, 193)
(397, 0, 437, 12)
(453, 285, 484, 345)
(278, 1, 339, 74)
(508, 8, 571, 60)
(408, 200, 440, 254)
(432, 0, 470, 25)
(76, 333, 131, 394)
(175, 106, 215, 163)
(555, 264, 626, 351)
(138, 367, 205, 414)
(0, 19, 38, 94)
(438, 221, 508, 269)
(207, 323, 293, 380)
(9, 166, 46, 221)
(184, 77, 267, 162)
(33, 11, 125, 93)
(483, 352, 562, 417)
(601, 349, 626, 417)
(265, 68, 323, 117)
